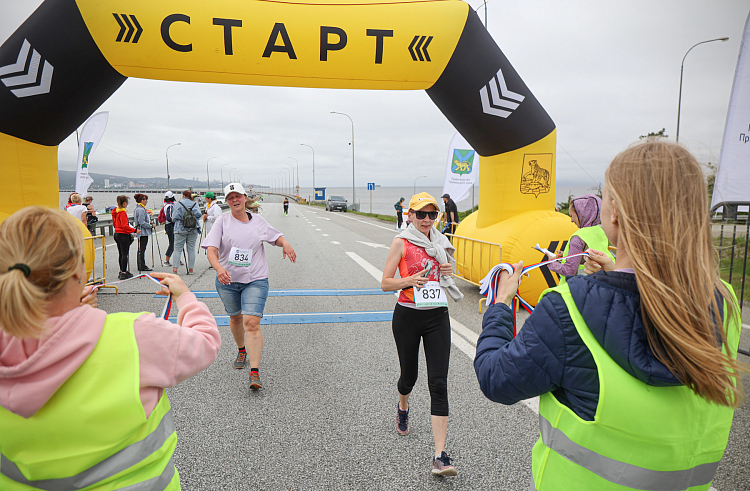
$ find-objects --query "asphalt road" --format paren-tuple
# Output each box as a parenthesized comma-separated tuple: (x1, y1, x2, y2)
(95, 196, 750, 490)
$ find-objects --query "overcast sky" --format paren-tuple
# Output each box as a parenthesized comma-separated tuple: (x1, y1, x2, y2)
(1, 1, 748, 190)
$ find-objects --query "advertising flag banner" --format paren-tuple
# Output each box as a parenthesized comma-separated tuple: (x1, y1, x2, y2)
(75, 111, 108, 197)
(711, 11, 750, 210)
(442, 131, 479, 203)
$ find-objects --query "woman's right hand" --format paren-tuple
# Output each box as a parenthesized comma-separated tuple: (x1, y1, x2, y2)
(216, 267, 232, 285)
(584, 249, 615, 274)
(150, 272, 190, 300)
(404, 269, 429, 289)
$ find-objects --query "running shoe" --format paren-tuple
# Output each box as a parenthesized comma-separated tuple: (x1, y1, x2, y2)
(432, 452, 457, 476)
(249, 371, 263, 390)
(119, 271, 133, 280)
(396, 404, 409, 436)
(164, 260, 172, 266)
(234, 351, 247, 369)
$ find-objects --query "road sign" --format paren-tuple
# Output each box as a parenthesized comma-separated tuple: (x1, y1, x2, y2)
(367, 182, 375, 190)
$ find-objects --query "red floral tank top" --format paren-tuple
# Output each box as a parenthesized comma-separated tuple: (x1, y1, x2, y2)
(398, 238, 440, 304)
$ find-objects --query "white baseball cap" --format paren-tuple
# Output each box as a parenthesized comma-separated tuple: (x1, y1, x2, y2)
(224, 182, 247, 197)
(164, 191, 174, 199)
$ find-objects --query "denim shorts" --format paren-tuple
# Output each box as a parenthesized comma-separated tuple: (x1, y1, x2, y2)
(215, 278, 270, 317)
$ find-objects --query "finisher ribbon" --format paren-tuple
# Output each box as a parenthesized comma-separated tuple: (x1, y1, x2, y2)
(479, 252, 590, 336)
(96, 273, 172, 320)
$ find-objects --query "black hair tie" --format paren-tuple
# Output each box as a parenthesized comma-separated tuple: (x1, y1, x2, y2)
(8, 264, 31, 277)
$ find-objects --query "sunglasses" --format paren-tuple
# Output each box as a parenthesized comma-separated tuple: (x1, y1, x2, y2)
(414, 210, 438, 220)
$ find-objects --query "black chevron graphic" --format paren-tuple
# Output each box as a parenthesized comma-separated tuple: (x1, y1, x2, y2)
(113, 13, 143, 43)
(408, 35, 433, 62)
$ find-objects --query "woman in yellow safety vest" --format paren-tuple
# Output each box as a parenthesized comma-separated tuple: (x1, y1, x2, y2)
(0, 206, 220, 490)
(475, 140, 746, 491)
(546, 193, 615, 283)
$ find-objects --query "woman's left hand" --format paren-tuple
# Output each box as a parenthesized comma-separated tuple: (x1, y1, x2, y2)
(80, 285, 99, 308)
(282, 243, 297, 263)
(495, 261, 523, 307)
(439, 263, 453, 277)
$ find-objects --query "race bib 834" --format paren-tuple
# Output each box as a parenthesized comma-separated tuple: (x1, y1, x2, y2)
(228, 246, 252, 267)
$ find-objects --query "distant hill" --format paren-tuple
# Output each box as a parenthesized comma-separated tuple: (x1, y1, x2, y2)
(58, 170, 221, 190)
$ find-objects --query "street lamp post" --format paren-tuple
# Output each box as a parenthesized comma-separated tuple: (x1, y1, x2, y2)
(283, 163, 295, 196)
(288, 157, 299, 196)
(165, 143, 181, 190)
(206, 156, 217, 192)
(282, 168, 291, 195)
(413, 175, 427, 195)
(301, 144, 315, 190)
(220, 163, 232, 193)
(331, 111, 355, 211)
(229, 168, 237, 183)
(676, 37, 729, 142)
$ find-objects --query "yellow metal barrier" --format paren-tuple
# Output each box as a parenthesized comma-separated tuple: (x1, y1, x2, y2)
(84, 235, 118, 294)
(447, 233, 502, 287)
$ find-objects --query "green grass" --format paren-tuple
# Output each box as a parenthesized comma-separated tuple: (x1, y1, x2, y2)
(715, 235, 750, 302)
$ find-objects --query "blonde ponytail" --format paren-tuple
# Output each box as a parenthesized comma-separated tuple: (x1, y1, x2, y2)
(606, 141, 747, 407)
(0, 207, 84, 338)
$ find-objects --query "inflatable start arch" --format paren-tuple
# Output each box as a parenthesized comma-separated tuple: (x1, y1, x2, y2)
(0, 0, 576, 303)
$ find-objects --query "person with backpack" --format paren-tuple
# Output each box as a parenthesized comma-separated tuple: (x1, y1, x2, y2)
(159, 192, 179, 267)
(171, 190, 202, 275)
(394, 197, 404, 230)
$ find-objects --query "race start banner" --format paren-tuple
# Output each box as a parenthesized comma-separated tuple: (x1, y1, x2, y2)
(711, 10, 750, 210)
(442, 131, 478, 203)
(75, 111, 108, 197)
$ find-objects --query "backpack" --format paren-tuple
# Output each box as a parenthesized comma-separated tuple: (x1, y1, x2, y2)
(179, 201, 198, 231)
(157, 206, 167, 224)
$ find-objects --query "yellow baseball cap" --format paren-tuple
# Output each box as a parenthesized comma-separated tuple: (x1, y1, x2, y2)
(408, 192, 439, 211)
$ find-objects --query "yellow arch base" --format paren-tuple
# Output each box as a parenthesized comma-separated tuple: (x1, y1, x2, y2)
(455, 210, 577, 306)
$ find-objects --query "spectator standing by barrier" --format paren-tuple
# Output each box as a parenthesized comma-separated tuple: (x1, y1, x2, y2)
(161, 192, 177, 266)
(441, 194, 458, 236)
(394, 197, 405, 230)
(65, 193, 87, 225)
(83, 195, 97, 235)
(133, 193, 153, 273)
(381, 192, 463, 476)
(112, 195, 135, 280)
(202, 191, 221, 235)
(546, 194, 614, 283)
(475, 141, 746, 490)
(172, 190, 202, 275)
(202, 182, 296, 390)
(0, 206, 220, 490)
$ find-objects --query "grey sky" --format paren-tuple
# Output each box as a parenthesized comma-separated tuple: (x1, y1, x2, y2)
(1, 1, 748, 189)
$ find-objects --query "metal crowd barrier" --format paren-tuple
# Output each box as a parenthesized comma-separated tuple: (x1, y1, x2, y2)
(84, 235, 118, 294)
(445, 233, 502, 288)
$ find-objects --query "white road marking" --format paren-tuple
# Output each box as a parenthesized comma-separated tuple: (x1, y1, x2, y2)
(342, 252, 537, 413)
(322, 234, 329, 237)
(357, 240, 390, 250)
(335, 212, 397, 232)
(742, 323, 750, 331)
(316, 229, 321, 231)
(331, 241, 340, 245)
(317, 217, 331, 221)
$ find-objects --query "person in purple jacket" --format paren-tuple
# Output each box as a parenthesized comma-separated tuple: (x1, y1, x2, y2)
(202, 182, 296, 391)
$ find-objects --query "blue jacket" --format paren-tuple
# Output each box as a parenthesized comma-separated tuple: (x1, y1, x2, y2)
(474, 271, 686, 421)
(172, 199, 202, 234)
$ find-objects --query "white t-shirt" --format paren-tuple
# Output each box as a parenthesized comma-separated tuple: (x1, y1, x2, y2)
(205, 202, 223, 235)
(66, 205, 88, 221)
(201, 212, 283, 284)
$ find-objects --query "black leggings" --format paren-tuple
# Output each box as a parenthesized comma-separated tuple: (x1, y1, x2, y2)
(137, 235, 149, 269)
(114, 233, 131, 272)
(391, 304, 451, 416)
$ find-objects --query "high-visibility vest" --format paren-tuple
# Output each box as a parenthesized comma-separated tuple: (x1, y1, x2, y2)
(558, 226, 614, 284)
(531, 283, 739, 491)
(0, 312, 180, 490)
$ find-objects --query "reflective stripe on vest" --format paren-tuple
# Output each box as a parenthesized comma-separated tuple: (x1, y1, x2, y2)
(0, 410, 175, 491)
(537, 414, 719, 491)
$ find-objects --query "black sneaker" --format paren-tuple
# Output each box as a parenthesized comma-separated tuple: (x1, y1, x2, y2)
(432, 452, 457, 476)
(120, 271, 133, 279)
(234, 351, 247, 369)
(396, 404, 409, 436)
(139, 266, 153, 272)
(249, 371, 263, 390)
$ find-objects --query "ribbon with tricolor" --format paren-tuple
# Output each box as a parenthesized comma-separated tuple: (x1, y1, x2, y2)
(479, 252, 590, 336)
(97, 273, 172, 320)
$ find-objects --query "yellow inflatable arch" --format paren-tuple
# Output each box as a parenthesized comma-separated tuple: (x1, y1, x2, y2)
(0, 0, 576, 303)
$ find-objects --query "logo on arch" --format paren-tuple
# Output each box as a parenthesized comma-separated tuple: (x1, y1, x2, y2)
(520, 154, 552, 197)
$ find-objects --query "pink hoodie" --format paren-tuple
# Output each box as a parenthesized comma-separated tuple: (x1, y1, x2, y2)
(0, 293, 220, 419)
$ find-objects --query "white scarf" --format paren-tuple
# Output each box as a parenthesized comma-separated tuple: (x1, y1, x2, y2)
(397, 224, 464, 301)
